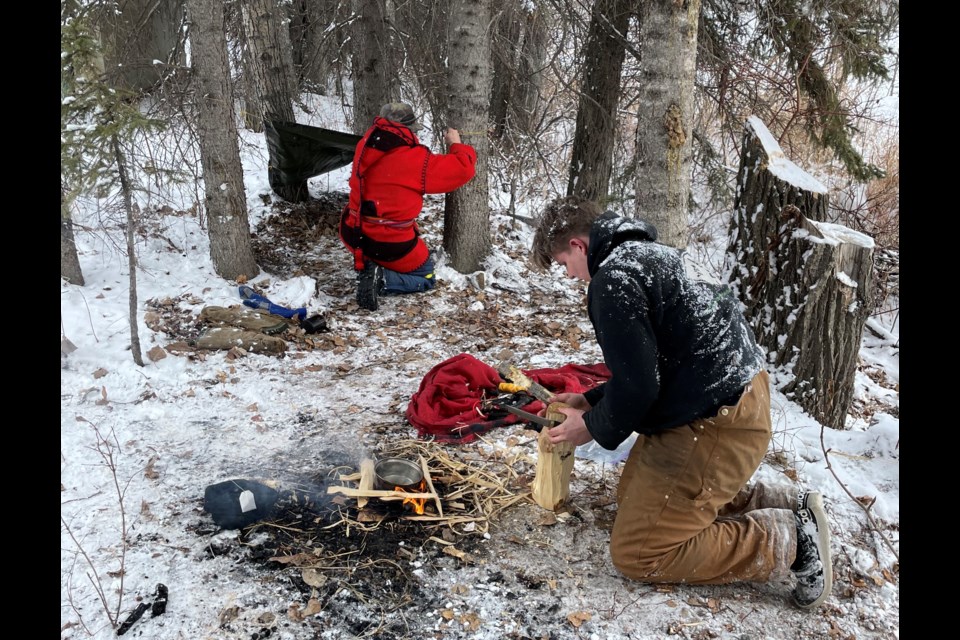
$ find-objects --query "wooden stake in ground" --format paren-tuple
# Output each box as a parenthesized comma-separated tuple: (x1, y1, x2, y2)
(357, 458, 375, 509)
(531, 403, 575, 511)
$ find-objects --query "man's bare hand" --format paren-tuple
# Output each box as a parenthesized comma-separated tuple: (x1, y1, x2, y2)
(444, 128, 462, 145)
(549, 393, 591, 411)
(546, 406, 593, 447)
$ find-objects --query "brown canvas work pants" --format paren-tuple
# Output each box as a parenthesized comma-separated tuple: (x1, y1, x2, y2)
(610, 370, 797, 584)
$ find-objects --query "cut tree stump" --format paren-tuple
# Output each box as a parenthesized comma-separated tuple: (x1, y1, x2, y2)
(727, 116, 875, 429)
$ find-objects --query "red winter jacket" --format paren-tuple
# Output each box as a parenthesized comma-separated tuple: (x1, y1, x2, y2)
(339, 117, 477, 272)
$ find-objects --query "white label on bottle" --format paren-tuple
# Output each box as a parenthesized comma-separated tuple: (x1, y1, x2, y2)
(239, 489, 257, 513)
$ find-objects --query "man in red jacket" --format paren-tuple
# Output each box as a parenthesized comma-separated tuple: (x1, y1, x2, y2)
(339, 102, 477, 310)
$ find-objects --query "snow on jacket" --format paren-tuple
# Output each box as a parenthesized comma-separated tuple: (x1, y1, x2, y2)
(339, 117, 477, 273)
(581, 212, 765, 449)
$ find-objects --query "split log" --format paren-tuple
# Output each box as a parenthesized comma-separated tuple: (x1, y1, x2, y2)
(727, 116, 875, 429)
(531, 403, 575, 511)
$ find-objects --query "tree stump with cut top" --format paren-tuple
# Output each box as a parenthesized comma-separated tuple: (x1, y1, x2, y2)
(727, 117, 875, 429)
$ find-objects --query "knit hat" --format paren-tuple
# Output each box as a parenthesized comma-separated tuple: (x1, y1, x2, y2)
(379, 102, 421, 131)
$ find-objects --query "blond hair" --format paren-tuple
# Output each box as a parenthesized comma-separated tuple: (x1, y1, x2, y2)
(530, 196, 602, 269)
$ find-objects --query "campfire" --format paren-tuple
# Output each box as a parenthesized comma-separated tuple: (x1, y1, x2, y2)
(395, 480, 428, 514)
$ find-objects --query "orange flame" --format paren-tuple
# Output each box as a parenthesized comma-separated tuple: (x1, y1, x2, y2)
(394, 480, 427, 515)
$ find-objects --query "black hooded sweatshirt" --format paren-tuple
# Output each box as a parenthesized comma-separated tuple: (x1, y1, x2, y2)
(581, 212, 765, 449)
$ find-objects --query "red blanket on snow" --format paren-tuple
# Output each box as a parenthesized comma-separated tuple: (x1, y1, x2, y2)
(405, 353, 610, 443)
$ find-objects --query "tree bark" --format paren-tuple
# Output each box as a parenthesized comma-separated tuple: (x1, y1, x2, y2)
(351, 0, 400, 134)
(396, 1, 449, 134)
(289, 0, 349, 93)
(442, 0, 492, 274)
(566, 0, 632, 203)
(99, 0, 185, 93)
(728, 117, 874, 429)
(60, 186, 85, 286)
(490, 2, 549, 144)
(489, 2, 523, 140)
(241, 0, 305, 200)
(186, 0, 260, 281)
(633, 0, 701, 249)
(112, 134, 144, 366)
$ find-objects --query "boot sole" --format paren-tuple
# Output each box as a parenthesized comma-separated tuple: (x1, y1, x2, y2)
(794, 492, 833, 609)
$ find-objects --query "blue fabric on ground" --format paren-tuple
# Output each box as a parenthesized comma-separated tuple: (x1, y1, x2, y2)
(383, 256, 436, 294)
(238, 286, 307, 320)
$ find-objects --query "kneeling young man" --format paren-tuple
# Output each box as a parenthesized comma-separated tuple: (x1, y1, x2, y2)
(531, 196, 832, 609)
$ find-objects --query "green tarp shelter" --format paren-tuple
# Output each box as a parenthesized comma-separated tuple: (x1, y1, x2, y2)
(264, 121, 362, 202)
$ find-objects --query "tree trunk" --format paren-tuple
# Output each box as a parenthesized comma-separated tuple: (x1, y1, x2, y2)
(515, 7, 549, 135)
(224, 2, 264, 132)
(566, 0, 632, 203)
(99, 0, 185, 93)
(490, 2, 548, 143)
(112, 134, 144, 367)
(289, 0, 348, 93)
(489, 2, 523, 140)
(186, 0, 260, 281)
(728, 117, 874, 429)
(241, 0, 305, 200)
(396, 1, 449, 134)
(351, 0, 400, 135)
(442, 0, 492, 274)
(60, 186, 85, 286)
(633, 0, 701, 249)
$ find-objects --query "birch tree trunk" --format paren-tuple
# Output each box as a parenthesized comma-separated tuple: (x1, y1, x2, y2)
(442, 0, 492, 274)
(728, 117, 874, 429)
(566, 0, 632, 203)
(186, 0, 260, 281)
(351, 0, 400, 134)
(633, 0, 701, 249)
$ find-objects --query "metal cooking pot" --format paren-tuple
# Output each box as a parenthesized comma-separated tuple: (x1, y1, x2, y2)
(374, 458, 423, 490)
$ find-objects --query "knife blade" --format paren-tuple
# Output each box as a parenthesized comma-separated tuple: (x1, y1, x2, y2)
(502, 404, 561, 430)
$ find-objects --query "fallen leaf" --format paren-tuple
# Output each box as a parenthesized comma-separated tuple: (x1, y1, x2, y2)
(144, 456, 160, 480)
(301, 568, 327, 588)
(442, 546, 476, 564)
(218, 606, 240, 625)
(537, 512, 558, 526)
(287, 603, 304, 622)
(251, 415, 264, 422)
(268, 552, 316, 566)
(566, 611, 592, 627)
(440, 609, 455, 620)
(302, 599, 322, 617)
(459, 612, 481, 631)
(147, 346, 167, 362)
(93, 368, 108, 379)
(246, 403, 259, 412)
